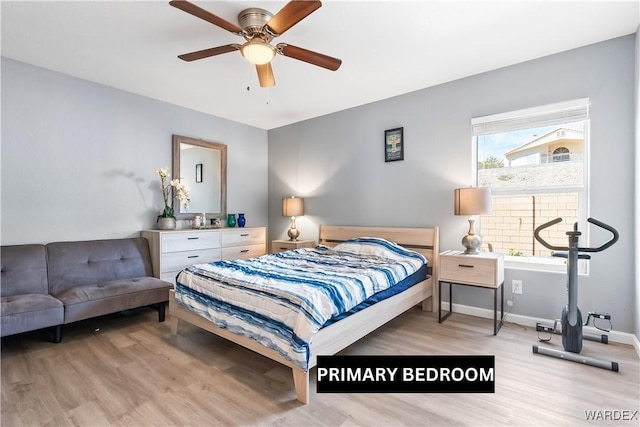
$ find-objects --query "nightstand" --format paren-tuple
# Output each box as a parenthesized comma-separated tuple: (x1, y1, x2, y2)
(438, 250, 505, 335)
(271, 239, 316, 253)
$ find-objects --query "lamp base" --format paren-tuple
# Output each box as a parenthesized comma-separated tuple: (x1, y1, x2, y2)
(461, 234, 482, 255)
(461, 218, 482, 255)
(287, 227, 300, 241)
(287, 216, 300, 241)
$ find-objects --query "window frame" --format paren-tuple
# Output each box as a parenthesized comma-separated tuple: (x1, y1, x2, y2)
(471, 99, 591, 273)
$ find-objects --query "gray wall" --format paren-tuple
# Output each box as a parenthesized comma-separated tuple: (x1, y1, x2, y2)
(1, 58, 268, 245)
(2, 35, 636, 334)
(268, 35, 637, 333)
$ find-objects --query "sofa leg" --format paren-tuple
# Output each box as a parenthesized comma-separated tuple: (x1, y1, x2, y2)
(53, 325, 62, 343)
(158, 302, 166, 322)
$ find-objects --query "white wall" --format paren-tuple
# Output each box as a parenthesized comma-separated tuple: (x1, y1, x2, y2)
(1, 58, 268, 245)
(268, 35, 637, 333)
(634, 27, 640, 344)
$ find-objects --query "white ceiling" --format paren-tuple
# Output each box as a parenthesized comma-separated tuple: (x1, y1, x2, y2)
(2, 1, 638, 130)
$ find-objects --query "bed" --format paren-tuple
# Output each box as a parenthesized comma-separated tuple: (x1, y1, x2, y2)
(168, 225, 440, 404)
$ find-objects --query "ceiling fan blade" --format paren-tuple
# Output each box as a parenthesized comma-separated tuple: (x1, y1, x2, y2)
(277, 43, 342, 71)
(178, 44, 240, 62)
(256, 63, 275, 87)
(169, 0, 244, 35)
(266, 1, 322, 36)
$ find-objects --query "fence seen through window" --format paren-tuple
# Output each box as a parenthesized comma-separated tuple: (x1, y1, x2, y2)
(480, 192, 579, 257)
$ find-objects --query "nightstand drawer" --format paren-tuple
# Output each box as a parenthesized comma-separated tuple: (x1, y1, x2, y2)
(271, 239, 316, 253)
(440, 257, 496, 286)
(439, 252, 504, 288)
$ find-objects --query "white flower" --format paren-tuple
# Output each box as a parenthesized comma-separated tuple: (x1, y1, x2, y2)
(156, 167, 189, 216)
(174, 181, 190, 210)
(156, 167, 169, 180)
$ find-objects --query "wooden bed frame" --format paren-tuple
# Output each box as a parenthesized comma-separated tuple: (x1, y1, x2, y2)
(168, 225, 439, 404)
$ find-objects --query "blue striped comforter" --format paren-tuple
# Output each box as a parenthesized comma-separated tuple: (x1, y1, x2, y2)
(175, 237, 426, 370)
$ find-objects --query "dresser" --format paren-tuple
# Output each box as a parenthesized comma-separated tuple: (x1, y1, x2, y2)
(141, 227, 266, 284)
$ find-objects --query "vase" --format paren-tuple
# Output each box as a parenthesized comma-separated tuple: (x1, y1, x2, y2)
(227, 213, 236, 227)
(237, 213, 246, 228)
(157, 216, 176, 230)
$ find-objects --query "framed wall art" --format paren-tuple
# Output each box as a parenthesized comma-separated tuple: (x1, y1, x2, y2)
(384, 127, 404, 162)
(195, 163, 203, 183)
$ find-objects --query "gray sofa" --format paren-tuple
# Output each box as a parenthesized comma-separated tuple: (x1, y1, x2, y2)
(1, 244, 64, 341)
(1, 237, 172, 342)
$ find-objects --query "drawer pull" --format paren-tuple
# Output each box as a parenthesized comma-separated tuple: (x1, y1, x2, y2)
(187, 237, 200, 240)
(240, 233, 250, 237)
(458, 264, 475, 268)
(187, 255, 199, 259)
(240, 249, 249, 253)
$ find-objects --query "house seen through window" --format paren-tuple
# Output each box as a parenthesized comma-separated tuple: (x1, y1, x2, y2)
(472, 99, 589, 266)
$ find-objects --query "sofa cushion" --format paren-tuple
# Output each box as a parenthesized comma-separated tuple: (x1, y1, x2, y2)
(47, 238, 155, 295)
(55, 277, 171, 323)
(1, 244, 48, 297)
(1, 293, 63, 337)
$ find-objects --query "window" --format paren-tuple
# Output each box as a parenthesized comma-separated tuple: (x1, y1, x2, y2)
(472, 99, 590, 270)
(552, 147, 570, 162)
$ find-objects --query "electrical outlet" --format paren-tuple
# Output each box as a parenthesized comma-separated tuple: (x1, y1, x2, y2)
(506, 300, 514, 307)
(512, 280, 523, 294)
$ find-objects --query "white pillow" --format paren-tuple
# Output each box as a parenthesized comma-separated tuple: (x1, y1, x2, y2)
(333, 237, 426, 264)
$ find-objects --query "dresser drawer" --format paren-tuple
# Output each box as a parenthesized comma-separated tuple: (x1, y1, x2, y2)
(162, 231, 220, 253)
(161, 248, 221, 272)
(440, 256, 498, 287)
(221, 228, 266, 247)
(221, 244, 266, 260)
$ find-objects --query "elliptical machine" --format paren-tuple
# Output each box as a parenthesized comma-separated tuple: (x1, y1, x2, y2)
(532, 217, 619, 371)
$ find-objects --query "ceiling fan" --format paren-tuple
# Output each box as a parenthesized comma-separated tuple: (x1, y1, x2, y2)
(169, 0, 342, 88)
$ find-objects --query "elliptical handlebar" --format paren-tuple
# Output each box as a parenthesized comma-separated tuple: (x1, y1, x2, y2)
(534, 218, 565, 251)
(583, 218, 619, 252)
(533, 217, 619, 253)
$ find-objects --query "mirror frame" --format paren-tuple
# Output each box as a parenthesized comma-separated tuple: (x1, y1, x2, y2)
(172, 134, 227, 220)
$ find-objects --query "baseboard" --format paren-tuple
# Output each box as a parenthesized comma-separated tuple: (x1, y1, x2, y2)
(440, 302, 639, 356)
(632, 333, 640, 357)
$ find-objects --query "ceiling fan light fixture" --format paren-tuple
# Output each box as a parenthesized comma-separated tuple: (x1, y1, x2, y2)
(240, 39, 276, 65)
(172, 1, 341, 86)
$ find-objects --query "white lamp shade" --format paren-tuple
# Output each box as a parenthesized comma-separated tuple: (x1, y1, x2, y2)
(282, 196, 304, 217)
(454, 187, 492, 215)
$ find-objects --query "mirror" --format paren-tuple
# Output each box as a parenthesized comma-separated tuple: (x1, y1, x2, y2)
(172, 135, 227, 220)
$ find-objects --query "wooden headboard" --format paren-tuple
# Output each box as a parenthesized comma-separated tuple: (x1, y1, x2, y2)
(319, 225, 439, 280)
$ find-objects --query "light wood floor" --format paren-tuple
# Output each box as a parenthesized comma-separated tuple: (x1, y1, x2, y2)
(2, 307, 638, 426)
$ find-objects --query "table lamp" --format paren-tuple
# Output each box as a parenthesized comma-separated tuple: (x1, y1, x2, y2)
(282, 196, 304, 241)
(454, 187, 492, 255)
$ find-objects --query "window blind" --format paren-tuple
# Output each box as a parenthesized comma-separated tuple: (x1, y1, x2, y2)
(471, 98, 590, 136)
